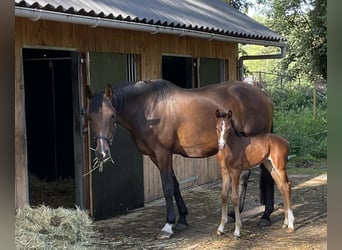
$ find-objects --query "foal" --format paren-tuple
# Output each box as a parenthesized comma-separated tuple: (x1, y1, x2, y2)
(215, 109, 294, 237)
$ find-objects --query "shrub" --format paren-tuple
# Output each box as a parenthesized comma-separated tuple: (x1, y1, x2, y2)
(269, 86, 327, 160)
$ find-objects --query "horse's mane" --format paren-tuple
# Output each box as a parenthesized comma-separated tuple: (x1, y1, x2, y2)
(113, 79, 175, 112)
(89, 90, 105, 113)
(90, 80, 177, 113)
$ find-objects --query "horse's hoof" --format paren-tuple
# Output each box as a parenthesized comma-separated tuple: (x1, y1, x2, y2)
(173, 221, 189, 231)
(287, 227, 295, 233)
(258, 218, 271, 228)
(155, 231, 173, 240)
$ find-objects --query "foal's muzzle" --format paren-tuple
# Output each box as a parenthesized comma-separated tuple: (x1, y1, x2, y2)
(218, 143, 225, 150)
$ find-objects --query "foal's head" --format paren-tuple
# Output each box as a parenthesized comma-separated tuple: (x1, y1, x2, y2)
(87, 85, 117, 167)
(215, 109, 233, 150)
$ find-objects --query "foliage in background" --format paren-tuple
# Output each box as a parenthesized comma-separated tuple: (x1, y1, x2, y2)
(269, 84, 327, 161)
(233, 0, 327, 162)
(255, 0, 327, 82)
(223, 0, 253, 13)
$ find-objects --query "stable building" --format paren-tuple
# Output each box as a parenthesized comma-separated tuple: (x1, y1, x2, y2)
(15, 0, 286, 219)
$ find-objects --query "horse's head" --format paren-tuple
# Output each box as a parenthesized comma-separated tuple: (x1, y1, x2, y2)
(87, 84, 117, 167)
(215, 109, 233, 150)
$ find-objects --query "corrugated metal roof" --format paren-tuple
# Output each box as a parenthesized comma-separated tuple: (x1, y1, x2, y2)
(15, 0, 286, 44)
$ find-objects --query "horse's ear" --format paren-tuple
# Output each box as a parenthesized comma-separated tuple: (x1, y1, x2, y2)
(228, 110, 232, 118)
(215, 109, 221, 118)
(105, 84, 113, 100)
(86, 85, 94, 99)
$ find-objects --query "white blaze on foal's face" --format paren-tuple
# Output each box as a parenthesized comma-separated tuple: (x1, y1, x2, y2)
(218, 119, 226, 150)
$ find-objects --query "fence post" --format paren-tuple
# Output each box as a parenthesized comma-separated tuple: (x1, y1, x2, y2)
(313, 83, 317, 120)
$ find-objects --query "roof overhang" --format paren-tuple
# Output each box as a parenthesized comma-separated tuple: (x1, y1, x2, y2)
(15, 6, 286, 48)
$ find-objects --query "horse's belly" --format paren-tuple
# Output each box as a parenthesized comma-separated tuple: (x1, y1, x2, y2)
(175, 144, 218, 158)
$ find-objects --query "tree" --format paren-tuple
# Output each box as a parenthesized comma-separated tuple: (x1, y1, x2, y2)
(257, 0, 327, 82)
(223, 0, 253, 13)
(308, 0, 327, 81)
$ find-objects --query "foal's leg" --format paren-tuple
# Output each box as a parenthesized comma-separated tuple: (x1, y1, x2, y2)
(231, 169, 242, 237)
(172, 169, 189, 230)
(216, 151, 230, 235)
(228, 169, 251, 221)
(266, 159, 295, 232)
(217, 166, 230, 235)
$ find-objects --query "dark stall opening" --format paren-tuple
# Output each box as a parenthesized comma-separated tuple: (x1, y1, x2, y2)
(23, 48, 76, 208)
(162, 55, 193, 88)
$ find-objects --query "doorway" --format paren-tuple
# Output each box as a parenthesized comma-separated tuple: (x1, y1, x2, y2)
(162, 55, 194, 88)
(23, 48, 82, 208)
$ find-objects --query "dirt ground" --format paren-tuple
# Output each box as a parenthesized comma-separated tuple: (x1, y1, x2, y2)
(89, 166, 327, 250)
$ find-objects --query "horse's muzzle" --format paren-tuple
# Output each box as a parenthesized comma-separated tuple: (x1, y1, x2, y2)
(95, 149, 111, 162)
(95, 139, 112, 162)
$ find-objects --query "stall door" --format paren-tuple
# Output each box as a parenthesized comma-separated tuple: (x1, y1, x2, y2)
(198, 57, 227, 87)
(88, 52, 144, 219)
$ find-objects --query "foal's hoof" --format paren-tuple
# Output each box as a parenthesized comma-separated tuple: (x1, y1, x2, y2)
(216, 229, 225, 236)
(258, 218, 272, 228)
(173, 221, 189, 231)
(283, 225, 295, 233)
(155, 231, 173, 240)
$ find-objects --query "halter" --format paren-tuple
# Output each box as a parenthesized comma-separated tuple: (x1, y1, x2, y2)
(93, 123, 117, 145)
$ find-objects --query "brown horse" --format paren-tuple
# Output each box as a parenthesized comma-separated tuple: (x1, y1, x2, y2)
(215, 109, 295, 237)
(86, 79, 274, 239)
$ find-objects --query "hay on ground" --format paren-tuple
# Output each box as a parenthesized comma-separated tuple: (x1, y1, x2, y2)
(15, 205, 96, 250)
(29, 175, 75, 208)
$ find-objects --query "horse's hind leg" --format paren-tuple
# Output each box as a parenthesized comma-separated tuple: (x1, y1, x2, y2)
(259, 163, 274, 227)
(172, 169, 189, 230)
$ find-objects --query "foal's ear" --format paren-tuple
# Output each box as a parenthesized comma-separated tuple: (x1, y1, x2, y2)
(215, 109, 221, 118)
(85, 85, 94, 99)
(105, 84, 113, 100)
(228, 110, 233, 118)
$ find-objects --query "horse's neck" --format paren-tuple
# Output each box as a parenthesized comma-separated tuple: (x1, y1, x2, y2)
(112, 84, 152, 130)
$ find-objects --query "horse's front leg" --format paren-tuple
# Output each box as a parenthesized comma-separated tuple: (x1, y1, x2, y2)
(151, 153, 176, 239)
(172, 169, 189, 230)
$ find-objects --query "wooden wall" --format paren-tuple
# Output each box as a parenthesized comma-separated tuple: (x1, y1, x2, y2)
(15, 17, 238, 207)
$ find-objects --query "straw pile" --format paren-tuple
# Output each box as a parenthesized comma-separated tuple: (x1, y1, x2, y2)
(15, 205, 96, 250)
